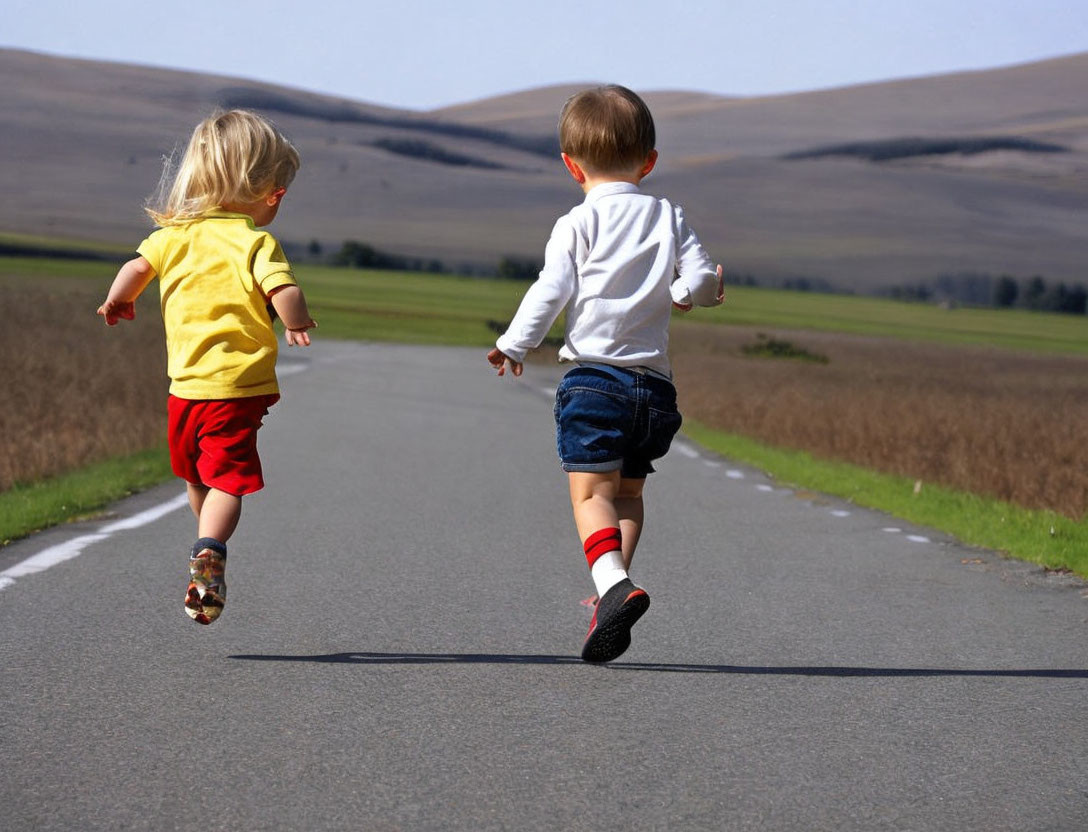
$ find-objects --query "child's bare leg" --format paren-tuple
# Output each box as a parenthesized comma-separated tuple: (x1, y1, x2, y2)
(615, 477, 645, 571)
(571, 472, 651, 663)
(186, 482, 208, 519)
(185, 483, 242, 541)
(569, 471, 621, 541)
(570, 471, 635, 599)
(183, 484, 238, 625)
(196, 488, 243, 542)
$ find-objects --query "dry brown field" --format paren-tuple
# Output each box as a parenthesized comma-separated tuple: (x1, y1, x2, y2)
(0, 278, 166, 490)
(671, 323, 1088, 519)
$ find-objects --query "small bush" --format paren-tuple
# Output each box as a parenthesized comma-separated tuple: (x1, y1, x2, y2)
(741, 334, 829, 364)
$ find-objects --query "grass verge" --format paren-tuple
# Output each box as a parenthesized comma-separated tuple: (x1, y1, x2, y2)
(711, 285, 1088, 356)
(0, 446, 174, 545)
(683, 421, 1088, 579)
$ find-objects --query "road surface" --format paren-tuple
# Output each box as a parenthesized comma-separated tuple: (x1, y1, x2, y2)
(2, 341, 1086, 830)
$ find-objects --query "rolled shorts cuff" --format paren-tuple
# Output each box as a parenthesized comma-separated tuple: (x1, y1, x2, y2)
(561, 459, 624, 474)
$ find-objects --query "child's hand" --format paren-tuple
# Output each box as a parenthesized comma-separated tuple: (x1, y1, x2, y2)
(714, 264, 725, 304)
(98, 257, 154, 325)
(487, 347, 523, 377)
(285, 319, 317, 347)
(97, 299, 136, 325)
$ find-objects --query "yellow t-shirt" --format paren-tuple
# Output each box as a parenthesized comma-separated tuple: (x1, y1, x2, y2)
(137, 211, 297, 399)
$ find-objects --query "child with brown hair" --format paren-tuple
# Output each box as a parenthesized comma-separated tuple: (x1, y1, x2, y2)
(488, 85, 724, 663)
(97, 109, 316, 625)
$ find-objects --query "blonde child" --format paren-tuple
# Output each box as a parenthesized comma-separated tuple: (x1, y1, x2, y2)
(97, 110, 315, 625)
(488, 85, 724, 663)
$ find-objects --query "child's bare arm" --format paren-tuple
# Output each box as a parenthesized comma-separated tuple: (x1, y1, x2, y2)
(97, 256, 155, 325)
(269, 285, 317, 346)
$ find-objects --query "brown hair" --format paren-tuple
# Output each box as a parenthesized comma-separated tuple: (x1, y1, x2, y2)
(558, 85, 655, 173)
(147, 110, 300, 225)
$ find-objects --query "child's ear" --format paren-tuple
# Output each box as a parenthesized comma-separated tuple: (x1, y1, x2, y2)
(639, 150, 658, 179)
(561, 153, 586, 185)
(267, 186, 287, 206)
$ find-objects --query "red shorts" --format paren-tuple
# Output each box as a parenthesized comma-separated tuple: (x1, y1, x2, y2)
(167, 394, 279, 497)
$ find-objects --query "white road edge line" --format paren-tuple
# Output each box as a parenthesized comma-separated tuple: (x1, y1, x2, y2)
(0, 492, 190, 592)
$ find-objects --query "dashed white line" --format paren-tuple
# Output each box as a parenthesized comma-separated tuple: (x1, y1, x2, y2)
(278, 363, 309, 378)
(0, 492, 190, 593)
(674, 443, 700, 459)
(672, 442, 934, 549)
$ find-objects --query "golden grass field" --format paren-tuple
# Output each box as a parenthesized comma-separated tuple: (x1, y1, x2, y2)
(671, 324, 1088, 519)
(0, 274, 166, 491)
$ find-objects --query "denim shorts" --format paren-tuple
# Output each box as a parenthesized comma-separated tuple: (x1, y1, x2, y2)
(553, 363, 683, 478)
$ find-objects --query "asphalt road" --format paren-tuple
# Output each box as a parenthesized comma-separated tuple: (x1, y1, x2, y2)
(2, 341, 1086, 831)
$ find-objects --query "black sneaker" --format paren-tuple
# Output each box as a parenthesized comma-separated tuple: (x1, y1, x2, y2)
(581, 578, 650, 663)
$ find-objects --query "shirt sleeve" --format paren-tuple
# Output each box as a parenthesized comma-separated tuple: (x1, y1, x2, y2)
(135, 230, 166, 276)
(252, 233, 297, 296)
(669, 204, 720, 308)
(495, 216, 578, 363)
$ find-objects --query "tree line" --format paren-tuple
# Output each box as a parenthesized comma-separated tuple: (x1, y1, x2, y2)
(884, 273, 1087, 315)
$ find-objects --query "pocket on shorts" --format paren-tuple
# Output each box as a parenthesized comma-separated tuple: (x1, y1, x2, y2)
(642, 404, 683, 461)
(554, 380, 632, 468)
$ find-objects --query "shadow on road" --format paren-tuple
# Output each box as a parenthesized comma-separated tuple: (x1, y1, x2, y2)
(229, 652, 1088, 678)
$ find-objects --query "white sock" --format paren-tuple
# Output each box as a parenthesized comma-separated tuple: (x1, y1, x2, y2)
(590, 550, 628, 598)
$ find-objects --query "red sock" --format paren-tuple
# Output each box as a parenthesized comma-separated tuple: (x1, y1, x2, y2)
(583, 527, 622, 568)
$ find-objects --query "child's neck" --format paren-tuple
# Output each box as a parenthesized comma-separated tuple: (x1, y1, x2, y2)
(579, 171, 643, 194)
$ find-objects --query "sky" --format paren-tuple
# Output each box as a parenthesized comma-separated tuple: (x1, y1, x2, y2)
(3, 0, 1086, 111)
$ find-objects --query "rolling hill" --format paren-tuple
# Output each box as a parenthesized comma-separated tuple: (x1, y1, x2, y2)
(2, 47, 1087, 291)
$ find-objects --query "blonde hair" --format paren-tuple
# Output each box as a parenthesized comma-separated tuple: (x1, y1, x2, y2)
(558, 85, 655, 173)
(147, 110, 300, 225)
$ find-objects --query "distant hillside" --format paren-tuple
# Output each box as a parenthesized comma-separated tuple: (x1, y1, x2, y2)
(2, 47, 1088, 290)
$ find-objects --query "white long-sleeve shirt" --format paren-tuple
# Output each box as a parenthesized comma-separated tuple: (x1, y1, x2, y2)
(495, 181, 720, 377)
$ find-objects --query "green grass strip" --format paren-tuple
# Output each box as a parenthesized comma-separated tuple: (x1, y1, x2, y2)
(0, 446, 174, 545)
(0, 232, 131, 258)
(683, 421, 1088, 579)
(699, 285, 1088, 356)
